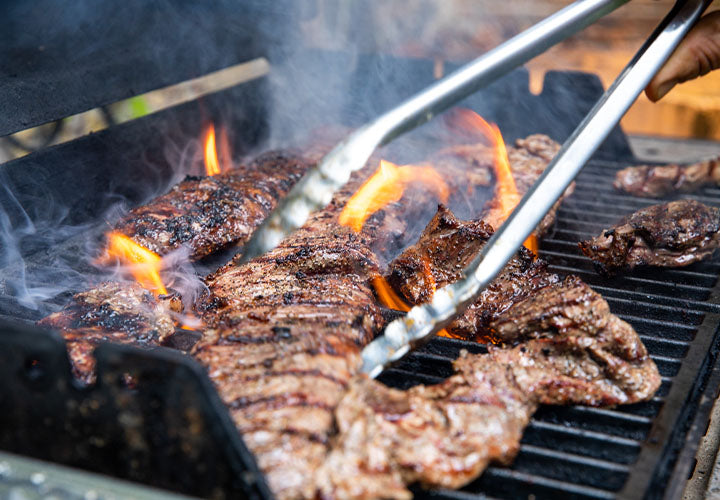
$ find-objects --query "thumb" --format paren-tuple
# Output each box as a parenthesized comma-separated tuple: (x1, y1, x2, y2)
(645, 11, 720, 102)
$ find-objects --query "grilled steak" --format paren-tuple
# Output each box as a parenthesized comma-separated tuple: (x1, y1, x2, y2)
(320, 277, 659, 499)
(319, 361, 536, 500)
(387, 205, 559, 340)
(38, 281, 181, 383)
(614, 156, 720, 198)
(113, 150, 312, 261)
(579, 200, 720, 274)
(192, 168, 388, 500)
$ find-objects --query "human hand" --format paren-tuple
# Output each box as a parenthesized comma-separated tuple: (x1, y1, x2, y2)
(645, 11, 720, 102)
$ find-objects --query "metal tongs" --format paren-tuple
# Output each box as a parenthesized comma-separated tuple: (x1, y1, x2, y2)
(242, 0, 710, 378)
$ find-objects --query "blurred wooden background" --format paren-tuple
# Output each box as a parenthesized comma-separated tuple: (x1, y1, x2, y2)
(301, 0, 720, 140)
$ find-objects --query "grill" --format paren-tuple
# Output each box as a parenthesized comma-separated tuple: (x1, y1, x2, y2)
(1, 2, 720, 499)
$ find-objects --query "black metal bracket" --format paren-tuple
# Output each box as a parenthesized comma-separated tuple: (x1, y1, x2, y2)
(0, 319, 273, 500)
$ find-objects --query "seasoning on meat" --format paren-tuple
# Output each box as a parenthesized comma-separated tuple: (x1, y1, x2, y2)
(319, 277, 659, 499)
(387, 205, 559, 340)
(113, 150, 313, 261)
(579, 199, 720, 274)
(38, 281, 181, 383)
(192, 168, 387, 500)
(614, 156, 720, 198)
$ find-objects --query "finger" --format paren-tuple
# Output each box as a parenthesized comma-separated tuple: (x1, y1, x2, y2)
(645, 11, 720, 102)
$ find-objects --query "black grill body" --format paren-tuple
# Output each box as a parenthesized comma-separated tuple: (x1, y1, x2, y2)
(1, 13, 719, 498)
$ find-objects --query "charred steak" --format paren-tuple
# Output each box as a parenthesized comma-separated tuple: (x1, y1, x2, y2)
(387, 205, 559, 340)
(192, 167, 389, 500)
(614, 156, 720, 198)
(113, 150, 312, 261)
(38, 281, 181, 383)
(579, 199, 720, 274)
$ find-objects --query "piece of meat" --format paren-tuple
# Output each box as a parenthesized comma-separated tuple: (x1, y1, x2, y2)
(113, 150, 312, 261)
(38, 282, 182, 383)
(319, 278, 659, 499)
(318, 362, 536, 500)
(192, 169, 389, 500)
(614, 156, 720, 198)
(387, 205, 559, 340)
(489, 275, 659, 404)
(578, 199, 720, 274)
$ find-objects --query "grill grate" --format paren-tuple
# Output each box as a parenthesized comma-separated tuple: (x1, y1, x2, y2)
(379, 157, 720, 500)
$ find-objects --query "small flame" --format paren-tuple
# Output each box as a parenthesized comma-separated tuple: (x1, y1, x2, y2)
(372, 276, 411, 312)
(418, 256, 451, 338)
(372, 259, 451, 337)
(451, 109, 538, 253)
(103, 232, 167, 295)
(204, 124, 221, 176)
(421, 256, 435, 294)
(339, 160, 450, 233)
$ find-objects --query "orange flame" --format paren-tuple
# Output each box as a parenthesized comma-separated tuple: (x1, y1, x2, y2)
(421, 256, 435, 295)
(372, 276, 410, 312)
(339, 160, 450, 233)
(371, 259, 452, 337)
(418, 256, 452, 338)
(204, 124, 221, 176)
(103, 232, 168, 295)
(452, 109, 538, 254)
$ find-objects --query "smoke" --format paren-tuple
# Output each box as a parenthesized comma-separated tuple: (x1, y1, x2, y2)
(0, 178, 93, 314)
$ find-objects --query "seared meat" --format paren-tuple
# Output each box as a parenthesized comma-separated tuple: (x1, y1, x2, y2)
(387, 206, 559, 340)
(113, 151, 312, 261)
(319, 362, 535, 500)
(489, 275, 659, 404)
(320, 278, 659, 499)
(579, 200, 720, 274)
(193, 170, 387, 500)
(614, 156, 720, 198)
(38, 282, 181, 383)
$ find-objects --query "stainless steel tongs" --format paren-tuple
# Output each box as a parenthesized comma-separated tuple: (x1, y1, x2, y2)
(242, 0, 711, 377)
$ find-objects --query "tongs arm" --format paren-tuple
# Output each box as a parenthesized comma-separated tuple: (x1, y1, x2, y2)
(361, 0, 711, 378)
(240, 0, 630, 263)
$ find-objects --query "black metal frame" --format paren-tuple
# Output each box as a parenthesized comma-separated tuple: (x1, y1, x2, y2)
(0, 319, 272, 499)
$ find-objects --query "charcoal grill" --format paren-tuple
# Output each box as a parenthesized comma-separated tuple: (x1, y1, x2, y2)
(1, 2, 720, 499)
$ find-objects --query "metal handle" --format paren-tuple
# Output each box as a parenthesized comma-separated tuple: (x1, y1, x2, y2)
(239, 0, 630, 264)
(361, 0, 711, 378)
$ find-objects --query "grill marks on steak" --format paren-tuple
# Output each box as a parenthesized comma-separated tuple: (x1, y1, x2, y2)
(113, 150, 312, 261)
(319, 363, 535, 500)
(579, 200, 720, 274)
(614, 156, 720, 198)
(193, 173, 387, 500)
(37, 282, 181, 383)
(489, 276, 659, 404)
(321, 277, 659, 499)
(387, 206, 559, 340)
